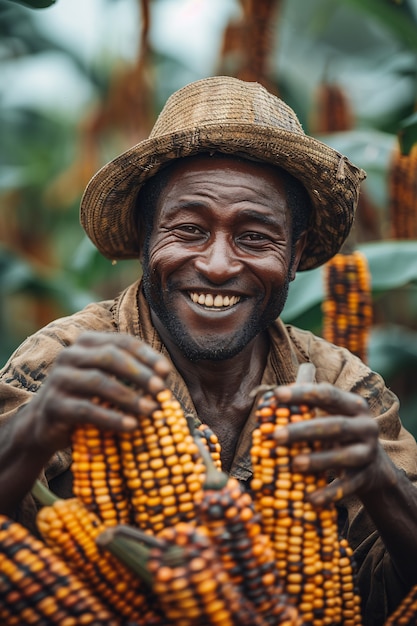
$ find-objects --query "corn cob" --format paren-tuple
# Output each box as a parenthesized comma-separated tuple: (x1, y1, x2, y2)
(236, 0, 281, 88)
(322, 250, 372, 363)
(312, 82, 354, 134)
(195, 422, 222, 470)
(193, 435, 300, 625)
(72, 389, 208, 535)
(33, 480, 161, 624)
(98, 521, 270, 626)
(388, 142, 417, 240)
(385, 582, 417, 625)
(118, 388, 207, 534)
(312, 80, 382, 244)
(71, 400, 131, 526)
(0, 514, 119, 625)
(250, 364, 363, 625)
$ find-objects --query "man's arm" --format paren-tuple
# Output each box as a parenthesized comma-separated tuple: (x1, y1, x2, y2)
(272, 382, 417, 587)
(0, 331, 171, 516)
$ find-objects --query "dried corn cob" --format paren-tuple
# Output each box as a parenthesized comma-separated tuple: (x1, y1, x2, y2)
(250, 364, 363, 625)
(71, 401, 131, 526)
(339, 539, 363, 626)
(98, 521, 269, 626)
(322, 250, 372, 363)
(388, 142, 417, 240)
(236, 0, 281, 88)
(312, 82, 354, 134)
(193, 435, 300, 625)
(0, 514, 119, 625)
(33, 480, 160, 623)
(385, 581, 417, 625)
(73, 389, 208, 535)
(195, 422, 222, 470)
(119, 388, 206, 534)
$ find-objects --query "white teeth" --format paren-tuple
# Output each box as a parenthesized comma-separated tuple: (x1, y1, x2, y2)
(189, 292, 241, 308)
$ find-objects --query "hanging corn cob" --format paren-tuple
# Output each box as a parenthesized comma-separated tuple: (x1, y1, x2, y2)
(321, 250, 373, 363)
(250, 364, 363, 625)
(388, 141, 417, 239)
(0, 514, 120, 625)
(33, 480, 163, 624)
(312, 80, 380, 242)
(312, 82, 354, 134)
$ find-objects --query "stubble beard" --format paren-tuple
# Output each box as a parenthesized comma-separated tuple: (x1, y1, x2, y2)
(142, 266, 291, 363)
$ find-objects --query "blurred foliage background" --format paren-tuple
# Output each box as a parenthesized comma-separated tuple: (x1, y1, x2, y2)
(1, 0, 417, 433)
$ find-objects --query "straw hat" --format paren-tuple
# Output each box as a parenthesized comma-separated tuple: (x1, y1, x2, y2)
(80, 76, 366, 271)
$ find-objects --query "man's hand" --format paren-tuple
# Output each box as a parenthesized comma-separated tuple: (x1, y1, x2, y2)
(26, 331, 171, 456)
(272, 382, 398, 507)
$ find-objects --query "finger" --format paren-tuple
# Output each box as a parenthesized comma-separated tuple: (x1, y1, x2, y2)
(46, 396, 140, 434)
(307, 472, 369, 507)
(273, 382, 370, 416)
(76, 331, 171, 372)
(58, 345, 168, 396)
(274, 416, 379, 446)
(291, 442, 376, 474)
(48, 364, 165, 422)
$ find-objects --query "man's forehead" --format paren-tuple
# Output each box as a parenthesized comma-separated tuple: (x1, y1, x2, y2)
(157, 153, 291, 194)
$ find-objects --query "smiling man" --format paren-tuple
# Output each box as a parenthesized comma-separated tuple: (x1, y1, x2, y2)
(1, 76, 417, 625)
(140, 155, 304, 364)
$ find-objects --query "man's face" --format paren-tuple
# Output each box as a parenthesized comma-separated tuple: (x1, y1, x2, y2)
(142, 155, 305, 362)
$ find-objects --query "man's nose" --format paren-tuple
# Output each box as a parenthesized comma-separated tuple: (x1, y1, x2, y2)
(194, 237, 243, 283)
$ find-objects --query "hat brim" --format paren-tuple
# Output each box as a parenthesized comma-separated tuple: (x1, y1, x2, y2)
(80, 123, 365, 271)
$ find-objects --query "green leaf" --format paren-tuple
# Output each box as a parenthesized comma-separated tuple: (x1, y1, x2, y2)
(342, 0, 417, 51)
(283, 268, 324, 321)
(361, 241, 417, 290)
(283, 241, 417, 322)
(369, 325, 417, 379)
(398, 111, 417, 154)
(5, 0, 57, 8)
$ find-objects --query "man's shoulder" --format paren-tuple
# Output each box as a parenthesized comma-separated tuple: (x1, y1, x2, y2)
(279, 321, 372, 388)
(0, 298, 117, 387)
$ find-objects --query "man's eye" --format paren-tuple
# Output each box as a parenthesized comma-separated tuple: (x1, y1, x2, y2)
(242, 232, 269, 242)
(175, 225, 204, 236)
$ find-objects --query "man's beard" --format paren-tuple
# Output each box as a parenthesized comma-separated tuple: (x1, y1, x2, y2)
(141, 264, 291, 363)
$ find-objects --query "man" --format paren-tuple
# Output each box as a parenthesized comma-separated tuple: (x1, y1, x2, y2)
(0, 76, 416, 625)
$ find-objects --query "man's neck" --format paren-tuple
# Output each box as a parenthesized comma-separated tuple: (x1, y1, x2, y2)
(171, 336, 269, 405)
(159, 328, 270, 471)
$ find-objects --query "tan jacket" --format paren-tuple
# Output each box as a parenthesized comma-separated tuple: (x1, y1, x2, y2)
(1, 280, 416, 624)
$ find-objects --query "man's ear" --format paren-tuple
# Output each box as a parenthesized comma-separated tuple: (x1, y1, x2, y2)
(290, 230, 308, 281)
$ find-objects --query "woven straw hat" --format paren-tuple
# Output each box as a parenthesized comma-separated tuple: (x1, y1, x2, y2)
(80, 76, 366, 271)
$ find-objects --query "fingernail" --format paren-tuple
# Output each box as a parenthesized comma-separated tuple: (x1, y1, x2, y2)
(121, 416, 137, 430)
(308, 492, 325, 506)
(273, 426, 289, 443)
(274, 386, 291, 401)
(292, 454, 310, 471)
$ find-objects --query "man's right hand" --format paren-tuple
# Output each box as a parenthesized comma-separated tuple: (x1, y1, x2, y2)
(25, 331, 172, 456)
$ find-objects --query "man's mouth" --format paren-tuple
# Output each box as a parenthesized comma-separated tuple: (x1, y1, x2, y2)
(189, 292, 241, 308)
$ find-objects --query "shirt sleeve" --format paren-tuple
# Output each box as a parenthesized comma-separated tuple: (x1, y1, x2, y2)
(0, 300, 115, 533)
